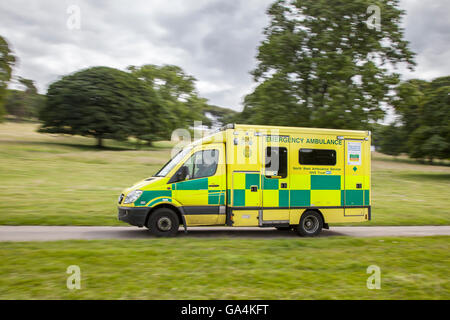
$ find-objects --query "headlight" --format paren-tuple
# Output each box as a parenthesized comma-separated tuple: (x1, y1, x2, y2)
(123, 190, 143, 204)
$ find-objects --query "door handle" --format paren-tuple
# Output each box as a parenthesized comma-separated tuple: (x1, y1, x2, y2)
(250, 186, 258, 192)
(209, 184, 219, 188)
(281, 183, 288, 189)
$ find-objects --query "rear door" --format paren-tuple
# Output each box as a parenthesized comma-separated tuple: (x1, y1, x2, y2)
(343, 139, 366, 216)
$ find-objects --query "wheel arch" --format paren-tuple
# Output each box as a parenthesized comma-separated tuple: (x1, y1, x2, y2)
(300, 208, 328, 229)
(145, 203, 185, 228)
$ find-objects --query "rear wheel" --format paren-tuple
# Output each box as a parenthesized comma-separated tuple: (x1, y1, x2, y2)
(295, 211, 323, 237)
(147, 208, 179, 237)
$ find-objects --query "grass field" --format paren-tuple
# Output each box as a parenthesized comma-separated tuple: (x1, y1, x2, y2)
(0, 122, 449, 226)
(0, 123, 448, 301)
(0, 236, 448, 299)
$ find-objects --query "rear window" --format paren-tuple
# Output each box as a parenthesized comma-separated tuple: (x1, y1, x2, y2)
(299, 149, 336, 166)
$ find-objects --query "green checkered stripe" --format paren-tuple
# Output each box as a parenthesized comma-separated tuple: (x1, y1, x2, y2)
(136, 178, 226, 206)
(208, 190, 226, 205)
(134, 190, 172, 206)
(231, 173, 370, 207)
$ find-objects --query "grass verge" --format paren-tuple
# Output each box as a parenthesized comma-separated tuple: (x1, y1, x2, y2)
(0, 236, 448, 299)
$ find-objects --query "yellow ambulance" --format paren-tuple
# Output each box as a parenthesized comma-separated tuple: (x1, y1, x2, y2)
(118, 124, 371, 236)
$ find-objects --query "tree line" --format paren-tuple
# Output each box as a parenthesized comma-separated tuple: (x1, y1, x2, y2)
(232, 0, 449, 163)
(376, 76, 449, 163)
(40, 65, 228, 147)
(0, 35, 236, 147)
(0, 0, 448, 161)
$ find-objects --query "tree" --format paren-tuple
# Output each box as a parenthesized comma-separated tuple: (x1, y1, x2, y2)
(390, 79, 427, 135)
(39, 66, 167, 147)
(128, 64, 209, 135)
(392, 76, 450, 162)
(0, 35, 16, 121)
(241, 73, 311, 127)
(241, 0, 415, 129)
(5, 77, 45, 119)
(377, 123, 406, 157)
(408, 127, 448, 163)
(202, 104, 238, 127)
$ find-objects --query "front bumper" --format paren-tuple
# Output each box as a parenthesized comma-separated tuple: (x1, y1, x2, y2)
(118, 207, 150, 227)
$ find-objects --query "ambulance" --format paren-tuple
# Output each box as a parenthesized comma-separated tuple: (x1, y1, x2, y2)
(118, 124, 371, 236)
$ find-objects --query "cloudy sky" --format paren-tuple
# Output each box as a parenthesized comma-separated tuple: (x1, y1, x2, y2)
(0, 0, 449, 111)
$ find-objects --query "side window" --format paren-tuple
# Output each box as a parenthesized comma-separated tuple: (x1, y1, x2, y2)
(193, 149, 219, 179)
(265, 147, 287, 178)
(171, 149, 219, 183)
(299, 149, 336, 166)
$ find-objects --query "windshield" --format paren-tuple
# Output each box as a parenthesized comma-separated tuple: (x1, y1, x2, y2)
(155, 147, 192, 177)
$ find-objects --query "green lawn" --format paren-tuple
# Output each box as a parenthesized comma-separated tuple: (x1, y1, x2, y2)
(0, 122, 449, 226)
(0, 237, 448, 299)
(0, 122, 173, 225)
(367, 152, 450, 225)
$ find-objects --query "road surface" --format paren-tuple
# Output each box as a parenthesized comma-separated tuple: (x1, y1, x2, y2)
(0, 226, 449, 241)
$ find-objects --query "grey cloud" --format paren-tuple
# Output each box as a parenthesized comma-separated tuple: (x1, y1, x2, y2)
(400, 0, 450, 80)
(0, 0, 449, 112)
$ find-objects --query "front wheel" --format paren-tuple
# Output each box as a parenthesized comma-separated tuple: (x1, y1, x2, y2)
(147, 208, 179, 237)
(295, 211, 323, 237)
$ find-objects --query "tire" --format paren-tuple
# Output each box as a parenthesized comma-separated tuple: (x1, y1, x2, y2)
(147, 208, 179, 237)
(295, 211, 323, 237)
(275, 226, 292, 231)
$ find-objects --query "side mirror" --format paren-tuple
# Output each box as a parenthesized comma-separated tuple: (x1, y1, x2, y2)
(168, 166, 189, 184)
(178, 166, 189, 181)
(169, 165, 189, 183)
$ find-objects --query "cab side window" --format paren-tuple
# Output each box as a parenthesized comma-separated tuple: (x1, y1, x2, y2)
(193, 149, 219, 179)
(265, 147, 287, 178)
(171, 149, 219, 183)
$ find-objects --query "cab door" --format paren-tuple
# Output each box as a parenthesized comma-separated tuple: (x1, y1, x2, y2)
(261, 135, 290, 224)
(171, 143, 226, 225)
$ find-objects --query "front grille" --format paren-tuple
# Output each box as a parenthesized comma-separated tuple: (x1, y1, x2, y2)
(118, 193, 124, 204)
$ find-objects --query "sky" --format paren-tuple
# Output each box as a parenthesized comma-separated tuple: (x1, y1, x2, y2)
(0, 0, 449, 112)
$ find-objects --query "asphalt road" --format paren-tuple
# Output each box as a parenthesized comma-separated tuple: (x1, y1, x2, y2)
(0, 225, 449, 241)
